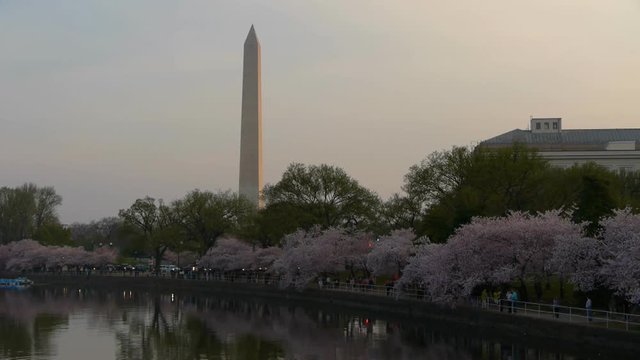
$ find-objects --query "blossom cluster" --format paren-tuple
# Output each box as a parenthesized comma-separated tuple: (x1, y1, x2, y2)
(398, 209, 640, 304)
(196, 209, 640, 304)
(0, 239, 118, 271)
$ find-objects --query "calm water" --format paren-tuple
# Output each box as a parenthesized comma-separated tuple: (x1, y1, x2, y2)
(0, 286, 622, 360)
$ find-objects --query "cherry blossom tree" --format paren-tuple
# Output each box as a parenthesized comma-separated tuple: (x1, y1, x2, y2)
(398, 211, 583, 302)
(252, 246, 283, 271)
(199, 237, 255, 272)
(550, 235, 600, 294)
(598, 209, 640, 303)
(366, 229, 416, 276)
(4, 239, 45, 270)
(496, 211, 583, 300)
(44, 245, 67, 269)
(163, 249, 198, 267)
(89, 246, 119, 267)
(274, 227, 372, 289)
(273, 229, 336, 289)
(0, 239, 119, 271)
(338, 230, 373, 278)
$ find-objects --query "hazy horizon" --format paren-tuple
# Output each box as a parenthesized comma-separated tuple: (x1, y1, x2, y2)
(1, 1, 639, 224)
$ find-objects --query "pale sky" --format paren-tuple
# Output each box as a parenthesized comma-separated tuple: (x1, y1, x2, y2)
(1, 0, 639, 224)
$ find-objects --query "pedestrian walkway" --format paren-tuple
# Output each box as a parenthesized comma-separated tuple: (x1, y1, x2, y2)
(476, 297, 640, 331)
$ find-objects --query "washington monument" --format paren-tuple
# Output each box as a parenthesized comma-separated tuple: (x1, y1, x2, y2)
(239, 25, 263, 207)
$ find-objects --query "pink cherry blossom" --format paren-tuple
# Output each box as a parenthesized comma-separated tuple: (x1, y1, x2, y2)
(399, 211, 583, 302)
(366, 229, 416, 276)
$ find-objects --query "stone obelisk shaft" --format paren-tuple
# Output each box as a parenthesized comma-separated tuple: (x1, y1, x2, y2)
(239, 25, 263, 207)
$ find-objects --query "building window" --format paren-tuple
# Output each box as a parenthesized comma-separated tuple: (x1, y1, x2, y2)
(544, 122, 549, 129)
(553, 122, 558, 130)
(536, 123, 541, 130)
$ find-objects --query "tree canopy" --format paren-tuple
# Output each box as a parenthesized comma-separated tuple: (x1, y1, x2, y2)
(259, 163, 382, 243)
(0, 183, 67, 245)
(396, 144, 638, 242)
(172, 190, 255, 255)
(118, 197, 179, 273)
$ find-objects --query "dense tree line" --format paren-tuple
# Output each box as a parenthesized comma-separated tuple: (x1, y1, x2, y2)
(3, 144, 640, 305)
(402, 145, 640, 241)
(5, 145, 640, 253)
(0, 184, 68, 245)
(117, 191, 254, 273)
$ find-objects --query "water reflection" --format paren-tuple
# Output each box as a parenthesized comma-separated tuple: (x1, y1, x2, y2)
(0, 287, 615, 359)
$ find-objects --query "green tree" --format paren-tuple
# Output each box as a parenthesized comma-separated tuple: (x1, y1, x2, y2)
(261, 163, 382, 240)
(119, 197, 181, 273)
(617, 169, 640, 210)
(0, 185, 36, 243)
(33, 223, 72, 246)
(562, 163, 621, 236)
(379, 193, 422, 232)
(172, 190, 255, 255)
(32, 186, 62, 229)
(464, 144, 551, 213)
(408, 145, 553, 242)
(244, 202, 316, 247)
(403, 146, 473, 212)
(0, 183, 63, 244)
(69, 217, 125, 251)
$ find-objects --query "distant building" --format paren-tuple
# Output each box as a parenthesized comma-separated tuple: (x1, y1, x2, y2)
(481, 118, 640, 172)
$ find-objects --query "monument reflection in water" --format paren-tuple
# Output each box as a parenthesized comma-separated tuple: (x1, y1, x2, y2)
(0, 287, 585, 360)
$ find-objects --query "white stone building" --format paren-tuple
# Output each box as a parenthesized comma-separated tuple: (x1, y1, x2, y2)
(481, 118, 640, 172)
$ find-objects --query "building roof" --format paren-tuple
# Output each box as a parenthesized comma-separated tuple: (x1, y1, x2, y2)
(481, 128, 640, 151)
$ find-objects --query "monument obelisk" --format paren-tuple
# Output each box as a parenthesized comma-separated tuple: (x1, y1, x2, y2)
(239, 25, 263, 208)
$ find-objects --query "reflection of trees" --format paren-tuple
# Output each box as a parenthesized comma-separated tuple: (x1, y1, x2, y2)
(0, 316, 31, 358)
(33, 314, 69, 355)
(114, 295, 209, 360)
(113, 295, 284, 360)
(0, 287, 580, 360)
(181, 297, 427, 359)
(0, 291, 70, 358)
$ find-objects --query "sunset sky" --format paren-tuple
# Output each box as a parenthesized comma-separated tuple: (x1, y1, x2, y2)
(1, 0, 639, 223)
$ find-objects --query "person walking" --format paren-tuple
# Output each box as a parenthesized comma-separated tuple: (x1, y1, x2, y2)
(506, 290, 512, 313)
(586, 297, 593, 322)
(553, 297, 560, 318)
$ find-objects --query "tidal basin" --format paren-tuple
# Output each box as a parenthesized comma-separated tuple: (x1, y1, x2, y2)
(1, 282, 634, 360)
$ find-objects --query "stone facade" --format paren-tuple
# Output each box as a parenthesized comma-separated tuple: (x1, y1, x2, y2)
(481, 118, 640, 172)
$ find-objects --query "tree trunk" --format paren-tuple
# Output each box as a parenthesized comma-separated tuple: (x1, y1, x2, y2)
(534, 280, 543, 301)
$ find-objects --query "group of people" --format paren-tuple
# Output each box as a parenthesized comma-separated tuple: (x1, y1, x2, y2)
(481, 288, 595, 322)
(502, 289, 519, 313)
(481, 289, 520, 313)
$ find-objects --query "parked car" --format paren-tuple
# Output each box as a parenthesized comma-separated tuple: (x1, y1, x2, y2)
(160, 264, 179, 275)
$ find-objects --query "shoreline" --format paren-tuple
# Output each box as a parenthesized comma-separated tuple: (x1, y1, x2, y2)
(5, 272, 640, 358)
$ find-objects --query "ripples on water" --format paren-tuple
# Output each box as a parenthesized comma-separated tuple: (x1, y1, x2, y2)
(0, 286, 607, 360)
